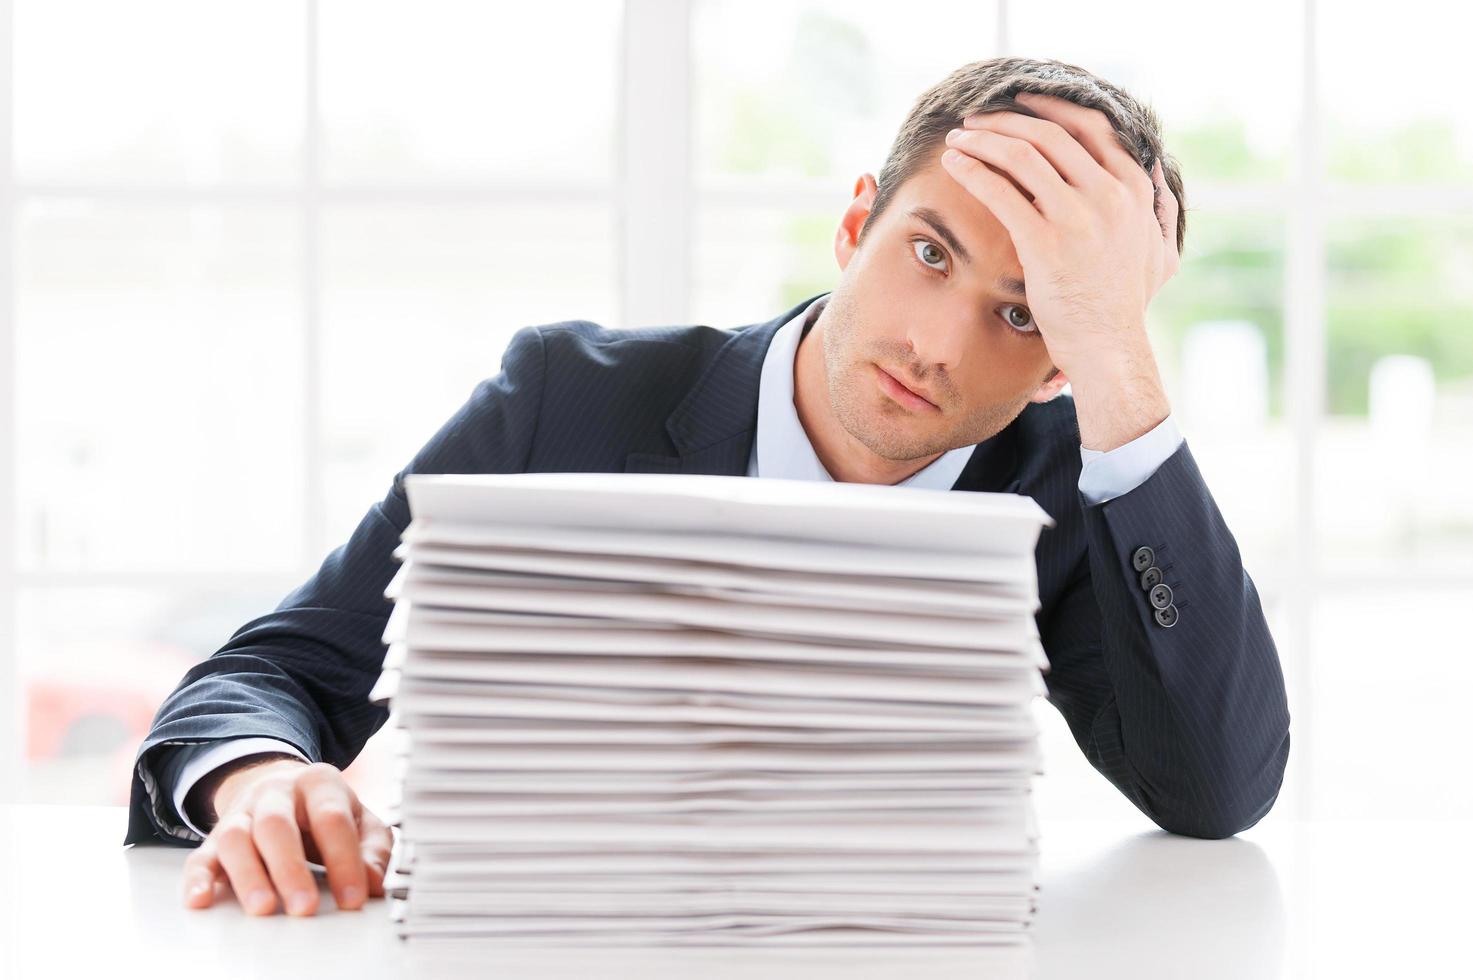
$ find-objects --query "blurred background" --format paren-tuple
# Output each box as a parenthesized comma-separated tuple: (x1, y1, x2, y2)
(0, 0, 1468, 829)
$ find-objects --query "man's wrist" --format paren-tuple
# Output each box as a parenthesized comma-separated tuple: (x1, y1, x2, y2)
(187, 754, 307, 830)
(1064, 338, 1171, 453)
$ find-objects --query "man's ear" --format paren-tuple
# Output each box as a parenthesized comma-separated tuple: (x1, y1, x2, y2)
(1029, 367, 1070, 403)
(835, 173, 879, 272)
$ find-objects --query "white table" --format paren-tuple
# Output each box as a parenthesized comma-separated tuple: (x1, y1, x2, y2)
(0, 804, 1464, 979)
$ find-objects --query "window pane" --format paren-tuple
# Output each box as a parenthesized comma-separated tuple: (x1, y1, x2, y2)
(15, 202, 306, 573)
(14, 0, 304, 185)
(320, 204, 618, 550)
(1315, 216, 1473, 574)
(1008, 0, 1300, 181)
(319, 0, 620, 184)
(1322, 2, 1473, 183)
(692, 204, 837, 328)
(19, 584, 294, 803)
(1150, 210, 1290, 591)
(19, 584, 394, 806)
(693, 0, 1000, 183)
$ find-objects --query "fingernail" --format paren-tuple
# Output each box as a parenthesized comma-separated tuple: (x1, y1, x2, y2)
(288, 890, 315, 915)
(247, 888, 275, 913)
(341, 885, 364, 908)
(946, 128, 962, 143)
(188, 880, 210, 899)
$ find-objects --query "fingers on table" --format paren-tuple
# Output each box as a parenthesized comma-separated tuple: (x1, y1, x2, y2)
(301, 767, 371, 911)
(181, 841, 224, 909)
(210, 809, 281, 916)
(181, 763, 392, 915)
(253, 785, 320, 916)
(359, 811, 395, 898)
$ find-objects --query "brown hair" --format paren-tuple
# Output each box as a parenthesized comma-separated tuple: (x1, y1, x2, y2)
(861, 56, 1187, 255)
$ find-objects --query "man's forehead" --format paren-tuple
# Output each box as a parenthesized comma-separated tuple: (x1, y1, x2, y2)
(908, 150, 1036, 206)
(892, 162, 1026, 290)
(900, 162, 1006, 228)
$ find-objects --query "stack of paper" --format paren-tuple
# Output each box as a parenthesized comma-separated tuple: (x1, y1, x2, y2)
(370, 472, 1055, 946)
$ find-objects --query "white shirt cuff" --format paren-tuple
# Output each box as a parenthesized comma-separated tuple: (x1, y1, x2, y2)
(171, 737, 310, 838)
(1078, 412, 1184, 506)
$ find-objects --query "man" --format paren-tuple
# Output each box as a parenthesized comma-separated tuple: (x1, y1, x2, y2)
(124, 56, 1291, 918)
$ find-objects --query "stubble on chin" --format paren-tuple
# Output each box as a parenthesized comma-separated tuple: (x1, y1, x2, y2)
(821, 338, 1024, 463)
(837, 377, 1018, 461)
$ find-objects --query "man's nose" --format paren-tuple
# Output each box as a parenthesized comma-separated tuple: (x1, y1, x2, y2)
(901, 310, 970, 378)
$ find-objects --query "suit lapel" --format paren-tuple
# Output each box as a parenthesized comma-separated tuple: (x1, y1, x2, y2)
(950, 421, 1022, 494)
(624, 293, 820, 477)
(623, 440, 753, 476)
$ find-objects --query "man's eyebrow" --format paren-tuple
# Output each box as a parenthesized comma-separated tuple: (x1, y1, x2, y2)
(908, 206, 1027, 299)
(909, 206, 973, 266)
(994, 273, 1027, 300)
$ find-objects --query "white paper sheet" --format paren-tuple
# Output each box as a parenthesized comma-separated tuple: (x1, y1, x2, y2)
(388, 578, 1035, 649)
(403, 472, 1054, 554)
(395, 541, 1037, 602)
(401, 519, 1036, 586)
(387, 648, 1039, 704)
(384, 600, 1050, 669)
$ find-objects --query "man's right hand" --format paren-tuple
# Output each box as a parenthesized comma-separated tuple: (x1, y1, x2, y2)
(180, 757, 393, 916)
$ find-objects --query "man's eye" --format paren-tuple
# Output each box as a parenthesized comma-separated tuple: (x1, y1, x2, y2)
(1001, 304, 1038, 333)
(912, 239, 948, 273)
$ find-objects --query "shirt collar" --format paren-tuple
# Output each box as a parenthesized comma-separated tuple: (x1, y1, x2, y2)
(748, 294, 977, 489)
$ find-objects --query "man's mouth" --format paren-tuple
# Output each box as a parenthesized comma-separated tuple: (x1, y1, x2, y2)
(874, 364, 940, 412)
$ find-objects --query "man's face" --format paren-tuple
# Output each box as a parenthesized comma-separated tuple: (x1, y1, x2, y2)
(814, 149, 1065, 463)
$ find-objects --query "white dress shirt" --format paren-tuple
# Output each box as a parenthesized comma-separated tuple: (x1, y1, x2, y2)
(171, 292, 1183, 839)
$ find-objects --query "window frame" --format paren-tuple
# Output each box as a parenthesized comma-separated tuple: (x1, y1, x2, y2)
(0, 0, 1467, 813)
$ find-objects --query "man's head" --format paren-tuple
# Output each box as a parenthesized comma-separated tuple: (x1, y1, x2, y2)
(810, 56, 1186, 464)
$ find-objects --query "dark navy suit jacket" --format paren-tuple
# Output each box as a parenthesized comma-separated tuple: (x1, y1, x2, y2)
(125, 291, 1291, 847)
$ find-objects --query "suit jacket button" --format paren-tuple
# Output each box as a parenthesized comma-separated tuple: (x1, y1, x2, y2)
(1132, 546, 1155, 572)
(1154, 603, 1179, 628)
(1149, 583, 1174, 609)
(1139, 566, 1163, 590)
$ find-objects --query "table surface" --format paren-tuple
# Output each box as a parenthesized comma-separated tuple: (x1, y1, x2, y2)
(1, 804, 1465, 980)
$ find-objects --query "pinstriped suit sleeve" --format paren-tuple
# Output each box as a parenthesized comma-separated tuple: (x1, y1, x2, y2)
(1039, 437, 1291, 839)
(124, 325, 548, 846)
